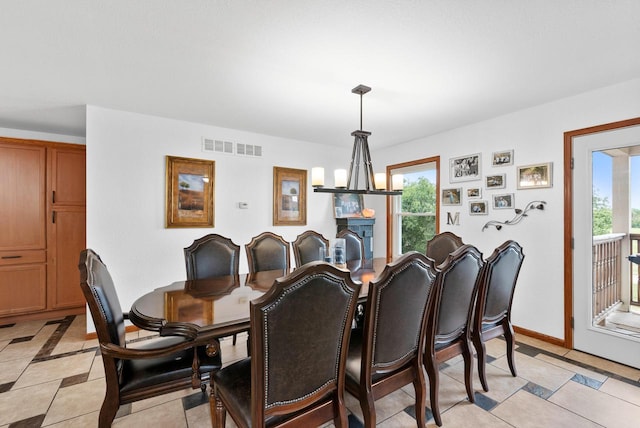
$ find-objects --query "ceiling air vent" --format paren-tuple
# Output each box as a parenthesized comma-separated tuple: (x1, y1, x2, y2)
(202, 138, 215, 152)
(236, 143, 263, 157)
(202, 138, 234, 154)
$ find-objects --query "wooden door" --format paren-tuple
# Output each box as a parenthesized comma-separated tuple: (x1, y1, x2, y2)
(0, 143, 46, 251)
(48, 147, 86, 309)
(0, 142, 47, 315)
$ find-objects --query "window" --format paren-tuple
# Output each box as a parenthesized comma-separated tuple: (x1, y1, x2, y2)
(387, 157, 439, 259)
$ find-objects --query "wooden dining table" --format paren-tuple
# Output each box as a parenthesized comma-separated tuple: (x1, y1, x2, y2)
(128, 258, 387, 345)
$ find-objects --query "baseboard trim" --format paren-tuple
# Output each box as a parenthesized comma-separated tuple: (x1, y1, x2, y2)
(0, 306, 85, 326)
(514, 325, 567, 348)
(85, 324, 140, 340)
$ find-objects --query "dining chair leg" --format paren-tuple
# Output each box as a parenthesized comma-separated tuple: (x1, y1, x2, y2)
(359, 390, 377, 428)
(412, 365, 427, 428)
(425, 355, 442, 427)
(473, 333, 490, 392)
(211, 387, 227, 428)
(504, 322, 518, 377)
(98, 397, 118, 428)
(333, 395, 349, 428)
(462, 340, 475, 403)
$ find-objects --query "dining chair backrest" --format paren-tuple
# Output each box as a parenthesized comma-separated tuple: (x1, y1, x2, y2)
(425, 231, 465, 266)
(292, 230, 330, 267)
(251, 261, 361, 423)
(337, 229, 365, 262)
(432, 244, 483, 341)
(184, 234, 240, 279)
(365, 251, 436, 369)
(478, 240, 525, 323)
(344, 251, 436, 427)
(424, 244, 483, 426)
(245, 231, 291, 273)
(212, 261, 361, 427)
(79, 249, 126, 349)
(473, 240, 525, 392)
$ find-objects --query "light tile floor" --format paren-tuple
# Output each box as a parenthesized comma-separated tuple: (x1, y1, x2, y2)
(1, 315, 639, 427)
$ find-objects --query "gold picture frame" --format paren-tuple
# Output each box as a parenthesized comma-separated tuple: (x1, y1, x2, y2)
(165, 155, 215, 228)
(273, 166, 307, 226)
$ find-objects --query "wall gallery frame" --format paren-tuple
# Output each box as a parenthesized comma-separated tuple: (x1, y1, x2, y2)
(442, 188, 462, 205)
(273, 166, 307, 226)
(467, 188, 482, 199)
(492, 150, 514, 166)
(485, 173, 506, 189)
(449, 153, 481, 182)
(165, 155, 215, 228)
(492, 193, 514, 209)
(469, 200, 488, 215)
(517, 162, 553, 189)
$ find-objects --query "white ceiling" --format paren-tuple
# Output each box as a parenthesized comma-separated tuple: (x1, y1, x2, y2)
(1, 0, 639, 148)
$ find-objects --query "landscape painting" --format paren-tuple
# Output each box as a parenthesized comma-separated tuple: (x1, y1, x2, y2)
(166, 156, 215, 228)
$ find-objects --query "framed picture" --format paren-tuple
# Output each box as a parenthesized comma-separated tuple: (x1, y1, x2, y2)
(449, 153, 481, 182)
(273, 166, 307, 226)
(469, 200, 488, 215)
(492, 150, 514, 166)
(485, 173, 506, 189)
(467, 188, 482, 199)
(492, 193, 514, 209)
(333, 193, 364, 218)
(165, 155, 215, 228)
(442, 188, 462, 205)
(517, 162, 553, 189)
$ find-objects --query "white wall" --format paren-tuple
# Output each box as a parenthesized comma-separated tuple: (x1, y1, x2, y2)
(86, 106, 349, 322)
(369, 78, 640, 340)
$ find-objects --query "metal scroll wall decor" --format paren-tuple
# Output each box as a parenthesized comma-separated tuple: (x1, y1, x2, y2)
(482, 200, 546, 231)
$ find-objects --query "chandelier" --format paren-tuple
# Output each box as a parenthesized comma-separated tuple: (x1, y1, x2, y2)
(312, 85, 403, 195)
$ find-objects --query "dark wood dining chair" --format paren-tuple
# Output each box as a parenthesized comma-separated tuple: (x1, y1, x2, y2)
(212, 261, 361, 428)
(337, 228, 365, 261)
(472, 240, 525, 392)
(292, 230, 330, 267)
(245, 231, 291, 273)
(79, 249, 222, 428)
(423, 244, 484, 426)
(345, 252, 437, 427)
(184, 233, 241, 345)
(184, 233, 241, 279)
(425, 231, 465, 266)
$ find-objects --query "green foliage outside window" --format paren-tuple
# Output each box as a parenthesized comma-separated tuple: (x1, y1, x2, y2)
(401, 177, 437, 253)
(592, 189, 612, 236)
(632, 208, 640, 232)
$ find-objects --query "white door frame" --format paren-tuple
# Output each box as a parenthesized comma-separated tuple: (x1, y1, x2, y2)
(565, 118, 640, 369)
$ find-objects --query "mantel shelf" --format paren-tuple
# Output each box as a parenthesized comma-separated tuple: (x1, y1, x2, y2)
(314, 187, 401, 196)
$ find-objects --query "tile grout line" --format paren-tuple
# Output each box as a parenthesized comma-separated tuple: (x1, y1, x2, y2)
(514, 340, 640, 387)
(32, 316, 76, 362)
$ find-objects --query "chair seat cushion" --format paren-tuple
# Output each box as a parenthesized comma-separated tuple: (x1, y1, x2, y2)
(120, 336, 221, 394)
(481, 321, 501, 331)
(213, 357, 253, 426)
